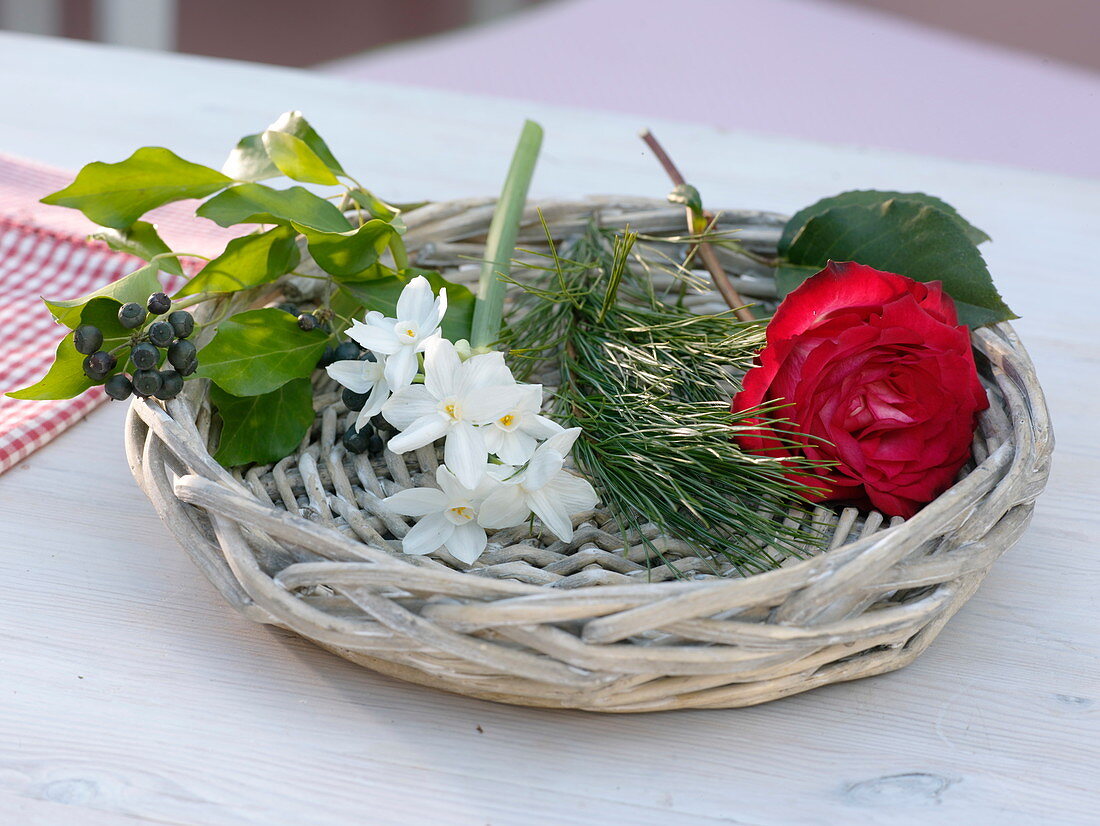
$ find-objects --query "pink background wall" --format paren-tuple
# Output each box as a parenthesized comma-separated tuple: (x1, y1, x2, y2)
(843, 0, 1100, 72)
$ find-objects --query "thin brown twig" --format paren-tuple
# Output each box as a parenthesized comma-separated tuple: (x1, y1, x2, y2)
(639, 129, 756, 322)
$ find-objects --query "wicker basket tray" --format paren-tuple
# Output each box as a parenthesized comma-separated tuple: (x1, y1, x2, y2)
(123, 196, 1053, 712)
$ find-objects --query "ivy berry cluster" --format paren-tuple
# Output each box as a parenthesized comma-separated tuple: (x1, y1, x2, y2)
(341, 380, 388, 457)
(75, 291, 198, 401)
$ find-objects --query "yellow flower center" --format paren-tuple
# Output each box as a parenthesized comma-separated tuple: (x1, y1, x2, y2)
(449, 506, 473, 522)
(444, 403, 457, 419)
(499, 414, 514, 427)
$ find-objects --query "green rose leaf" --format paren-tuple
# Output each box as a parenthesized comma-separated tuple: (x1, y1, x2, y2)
(668, 183, 703, 216)
(262, 131, 340, 187)
(779, 190, 991, 255)
(336, 269, 475, 343)
(41, 147, 231, 229)
(196, 183, 351, 233)
(782, 200, 1016, 327)
(296, 219, 396, 277)
(9, 298, 132, 400)
(209, 377, 316, 466)
(88, 221, 184, 277)
(222, 111, 345, 182)
(44, 262, 162, 329)
(175, 226, 301, 297)
(774, 263, 820, 300)
(195, 307, 328, 396)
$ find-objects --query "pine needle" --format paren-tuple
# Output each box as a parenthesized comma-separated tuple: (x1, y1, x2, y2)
(503, 219, 826, 575)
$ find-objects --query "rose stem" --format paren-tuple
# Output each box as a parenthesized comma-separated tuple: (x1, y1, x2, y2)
(639, 129, 755, 322)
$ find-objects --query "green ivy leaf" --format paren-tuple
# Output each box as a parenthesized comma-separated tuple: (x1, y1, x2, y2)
(783, 200, 1016, 327)
(336, 269, 475, 343)
(779, 190, 990, 254)
(44, 262, 162, 329)
(175, 227, 301, 297)
(8, 298, 133, 400)
(222, 111, 345, 182)
(220, 134, 275, 182)
(40, 147, 231, 229)
(329, 280, 367, 333)
(296, 219, 396, 277)
(88, 221, 183, 277)
(209, 377, 315, 466)
(197, 183, 351, 233)
(346, 189, 402, 222)
(8, 334, 96, 400)
(262, 131, 340, 186)
(195, 307, 328, 396)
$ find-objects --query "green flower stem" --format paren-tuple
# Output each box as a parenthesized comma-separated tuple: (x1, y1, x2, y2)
(150, 250, 208, 265)
(470, 120, 543, 349)
(170, 291, 222, 311)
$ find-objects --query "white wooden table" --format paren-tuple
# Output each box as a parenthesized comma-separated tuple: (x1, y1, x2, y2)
(1, 32, 1097, 826)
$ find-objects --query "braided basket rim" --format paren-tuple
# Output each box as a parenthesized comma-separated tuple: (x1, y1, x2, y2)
(123, 196, 1054, 711)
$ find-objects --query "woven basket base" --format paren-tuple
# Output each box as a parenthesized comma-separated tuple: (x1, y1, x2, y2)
(125, 197, 1053, 712)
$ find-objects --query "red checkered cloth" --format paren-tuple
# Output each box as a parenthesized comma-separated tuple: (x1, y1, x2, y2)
(0, 153, 238, 475)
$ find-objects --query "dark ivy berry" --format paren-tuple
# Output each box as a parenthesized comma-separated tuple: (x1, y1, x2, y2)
(342, 425, 371, 454)
(154, 369, 184, 400)
(167, 339, 198, 376)
(367, 434, 385, 455)
(118, 302, 147, 329)
(131, 369, 162, 398)
(73, 324, 103, 355)
(341, 387, 370, 412)
(360, 350, 376, 362)
(82, 350, 116, 380)
(276, 302, 299, 316)
(147, 292, 171, 315)
(167, 310, 194, 339)
(147, 320, 174, 347)
(130, 341, 159, 370)
(317, 346, 336, 368)
(334, 341, 361, 362)
(297, 313, 318, 332)
(103, 373, 133, 401)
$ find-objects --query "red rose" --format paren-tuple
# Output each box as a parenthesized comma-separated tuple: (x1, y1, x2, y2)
(732, 261, 989, 518)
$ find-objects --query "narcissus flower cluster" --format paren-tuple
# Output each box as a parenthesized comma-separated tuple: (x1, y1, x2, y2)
(326, 276, 597, 564)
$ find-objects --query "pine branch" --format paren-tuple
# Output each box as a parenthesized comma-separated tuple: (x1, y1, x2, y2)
(503, 221, 826, 574)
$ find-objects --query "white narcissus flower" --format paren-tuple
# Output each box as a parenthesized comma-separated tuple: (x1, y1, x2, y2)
(383, 465, 499, 564)
(326, 354, 390, 430)
(483, 383, 563, 464)
(478, 427, 598, 542)
(382, 337, 523, 488)
(345, 275, 447, 390)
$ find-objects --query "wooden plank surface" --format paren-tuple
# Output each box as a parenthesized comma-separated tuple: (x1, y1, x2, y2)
(0, 31, 1097, 826)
